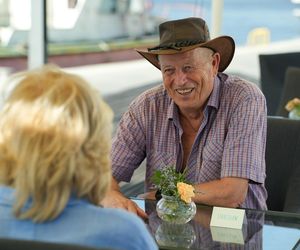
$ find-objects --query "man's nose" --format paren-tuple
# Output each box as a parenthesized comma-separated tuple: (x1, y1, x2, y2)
(174, 70, 188, 86)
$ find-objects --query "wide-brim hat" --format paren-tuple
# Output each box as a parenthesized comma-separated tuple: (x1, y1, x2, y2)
(136, 17, 235, 72)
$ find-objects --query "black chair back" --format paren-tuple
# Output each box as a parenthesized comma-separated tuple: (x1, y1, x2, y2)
(259, 52, 300, 115)
(276, 67, 300, 117)
(265, 116, 300, 212)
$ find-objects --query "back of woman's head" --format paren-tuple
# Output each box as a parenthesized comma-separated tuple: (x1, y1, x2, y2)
(0, 64, 113, 222)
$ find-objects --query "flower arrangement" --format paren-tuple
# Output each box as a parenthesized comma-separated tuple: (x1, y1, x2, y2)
(151, 166, 197, 224)
(285, 97, 300, 119)
(151, 165, 195, 203)
(177, 182, 195, 203)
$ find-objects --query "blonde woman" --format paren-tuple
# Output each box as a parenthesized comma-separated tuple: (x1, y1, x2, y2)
(0, 65, 157, 250)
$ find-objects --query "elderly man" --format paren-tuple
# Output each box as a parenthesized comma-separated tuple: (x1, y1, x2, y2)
(102, 17, 267, 218)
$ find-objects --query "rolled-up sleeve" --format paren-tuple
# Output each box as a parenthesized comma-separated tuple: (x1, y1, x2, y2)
(221, 89, 267, 184)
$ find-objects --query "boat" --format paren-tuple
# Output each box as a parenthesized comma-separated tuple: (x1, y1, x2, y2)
(0, 0, 162, 73)
(0, 0, 162, 46)
(291, 0, 300, 18)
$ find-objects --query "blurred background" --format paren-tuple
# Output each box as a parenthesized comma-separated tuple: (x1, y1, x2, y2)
(0, 0, 299, 75)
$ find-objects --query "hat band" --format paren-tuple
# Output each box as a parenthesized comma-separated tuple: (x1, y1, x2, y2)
(148, 44, 182, 52)
(148, 39, 205, 52)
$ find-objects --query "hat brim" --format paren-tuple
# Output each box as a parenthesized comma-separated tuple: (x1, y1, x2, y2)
(136, 36, 235, 72)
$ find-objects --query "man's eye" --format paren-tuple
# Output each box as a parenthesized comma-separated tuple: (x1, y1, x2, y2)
(164, 68, 174, 75)
(183, 66, 193, 72)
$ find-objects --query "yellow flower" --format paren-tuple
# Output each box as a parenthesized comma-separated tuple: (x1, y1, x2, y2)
(177, 182, 195, 203)
(285, 98, 300, 112)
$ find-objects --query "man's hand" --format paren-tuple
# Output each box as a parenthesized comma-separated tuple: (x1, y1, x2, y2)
(101, 189, 148, 220)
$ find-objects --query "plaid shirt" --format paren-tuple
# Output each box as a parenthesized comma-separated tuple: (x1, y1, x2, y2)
(112, 73, 267, 210)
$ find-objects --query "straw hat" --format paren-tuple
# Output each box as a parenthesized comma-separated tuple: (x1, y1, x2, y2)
(136, 17, 235, 72)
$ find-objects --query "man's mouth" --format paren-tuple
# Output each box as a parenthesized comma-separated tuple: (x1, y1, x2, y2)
(176, 88, 194, 95)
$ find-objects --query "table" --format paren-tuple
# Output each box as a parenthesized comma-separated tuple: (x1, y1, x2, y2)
(131, 198, 300, 250)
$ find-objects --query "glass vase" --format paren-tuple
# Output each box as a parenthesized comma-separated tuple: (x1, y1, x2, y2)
(156, 195, 196, 224)
(289, 108, 300, 120)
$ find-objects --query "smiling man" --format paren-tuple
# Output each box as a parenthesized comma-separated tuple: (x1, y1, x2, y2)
(101, 17, 267, 217)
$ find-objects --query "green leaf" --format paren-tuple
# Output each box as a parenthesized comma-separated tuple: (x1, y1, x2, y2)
(151, 166, 188, 197)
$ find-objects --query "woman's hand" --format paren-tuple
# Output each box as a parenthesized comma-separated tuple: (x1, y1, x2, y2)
(101, 189, 148, 220)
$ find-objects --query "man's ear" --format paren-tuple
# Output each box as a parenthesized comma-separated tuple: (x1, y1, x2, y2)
(212, 52, 221, 74)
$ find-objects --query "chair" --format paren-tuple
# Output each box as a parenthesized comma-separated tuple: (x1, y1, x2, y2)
(0, 238, 115, 250)
(276, 67, 300, 117)
(265, 116, 300, 212)
(259, 52, 300, 115)
(283, 162, 300, 213)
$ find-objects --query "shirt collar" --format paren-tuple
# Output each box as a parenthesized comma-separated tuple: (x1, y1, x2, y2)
(206, 73, 223, 110)
(167, 95, 175, 120)
(0, 185, 15, 205)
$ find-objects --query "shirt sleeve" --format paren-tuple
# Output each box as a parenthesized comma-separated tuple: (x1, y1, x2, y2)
(221, 91, 267, 184)
(111, 101, 146, 183)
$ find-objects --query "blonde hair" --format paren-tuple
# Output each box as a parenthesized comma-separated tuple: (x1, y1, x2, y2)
(0, 64, 113, 222)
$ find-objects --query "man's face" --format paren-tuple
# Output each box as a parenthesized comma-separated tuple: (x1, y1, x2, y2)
(159, 48, 220, 114)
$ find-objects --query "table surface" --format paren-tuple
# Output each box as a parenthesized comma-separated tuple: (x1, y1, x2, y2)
(131, 198, 300, 250)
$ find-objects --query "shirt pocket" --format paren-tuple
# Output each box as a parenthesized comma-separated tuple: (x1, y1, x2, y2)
(202, 140, 224, 162)
(147, 151, 176, 169)
(200, 140, 223, 181)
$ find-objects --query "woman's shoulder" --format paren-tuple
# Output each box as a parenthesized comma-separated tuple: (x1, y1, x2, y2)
(80, 206, 158, 250)
(70, 202, 146, 230)
(98, 207, 146, 228)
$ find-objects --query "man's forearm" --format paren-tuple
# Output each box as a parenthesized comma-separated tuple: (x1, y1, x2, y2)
(193, 177, 248, 208)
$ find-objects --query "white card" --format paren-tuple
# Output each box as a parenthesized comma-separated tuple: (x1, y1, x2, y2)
(210, 206, 246, 229)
